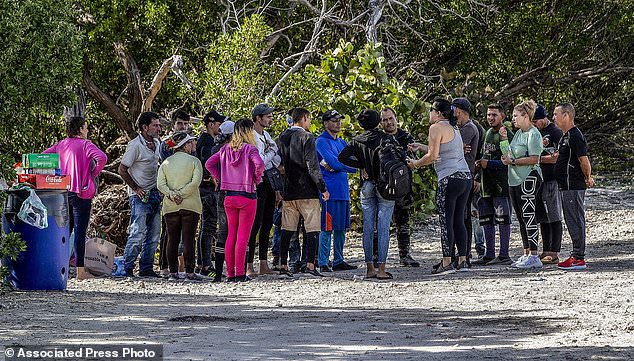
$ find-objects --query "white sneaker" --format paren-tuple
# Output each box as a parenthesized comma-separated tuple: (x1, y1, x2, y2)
(514, 255, 543, 269)
(511, 254, 529, 267)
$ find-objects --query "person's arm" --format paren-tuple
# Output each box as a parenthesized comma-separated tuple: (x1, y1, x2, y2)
(579, 155, 594, 187)
(268, 133, 282, 168)
(176, 157, 203, 197)
(502, 131, 541, 166)
(316, 138, 357, 173)
(156, 164, 172, 198)
(250, 146, 265, 185)
(304, 135, 327, 193)
(338, 141, 362, 169)
(43, 144, 57, 154)
(205, 151, 222, 181)
(409, 124, 440, 168)
(85, 141, 108, 177)
(118, 145, 144, 198)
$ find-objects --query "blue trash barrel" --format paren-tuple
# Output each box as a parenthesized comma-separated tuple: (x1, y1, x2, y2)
(2, 189, 70, 290)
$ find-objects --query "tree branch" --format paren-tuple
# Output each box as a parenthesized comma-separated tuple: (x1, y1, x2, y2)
(143, 55, 176, 111)
(114, 42, 144, 125)
(82, 62, 136, 139)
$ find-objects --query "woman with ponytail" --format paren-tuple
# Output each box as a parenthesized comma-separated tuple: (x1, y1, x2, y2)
(502, 100, 544, 268)
(407, 97, 472, 274)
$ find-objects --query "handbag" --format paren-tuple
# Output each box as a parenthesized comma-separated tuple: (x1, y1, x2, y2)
(264, 167, 284, 192)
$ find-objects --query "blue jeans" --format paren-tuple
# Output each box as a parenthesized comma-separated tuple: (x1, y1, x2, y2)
(319, 231, 345, 267)
(123, 191, 162, 272)
(68, 192, 93, 268)
(360, 181, 395, 264)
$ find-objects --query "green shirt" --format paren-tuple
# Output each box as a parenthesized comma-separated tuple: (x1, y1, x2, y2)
(480, 126, 514, 197)
(508, 126, 543, 186)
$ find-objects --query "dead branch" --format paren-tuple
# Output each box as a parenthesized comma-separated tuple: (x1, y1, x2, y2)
(143, 55, 176, 111)
(114, 43, 144, 127)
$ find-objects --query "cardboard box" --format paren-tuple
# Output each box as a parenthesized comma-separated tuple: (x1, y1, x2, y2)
(22, 153, 59, 169)
(18, 173, 36, 184)
(35, 175, 70, 190)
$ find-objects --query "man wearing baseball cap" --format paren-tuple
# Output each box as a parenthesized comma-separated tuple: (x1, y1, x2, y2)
(194, 110, 229, 277)
(452, 97, 480, 265)
(248, 103, 281, 276)
(316, 110, 358, 272)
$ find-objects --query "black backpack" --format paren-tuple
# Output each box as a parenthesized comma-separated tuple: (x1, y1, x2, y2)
(376, 136, 411, 201)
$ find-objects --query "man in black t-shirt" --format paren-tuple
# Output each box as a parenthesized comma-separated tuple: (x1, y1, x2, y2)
(533, 105, 564, 264)
(551, 103, 594, 270)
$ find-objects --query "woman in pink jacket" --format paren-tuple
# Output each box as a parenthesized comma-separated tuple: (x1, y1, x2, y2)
(206, 118, 264, 282)
(44, 117, 108, 280)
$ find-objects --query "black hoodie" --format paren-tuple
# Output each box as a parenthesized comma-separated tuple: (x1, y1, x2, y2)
(277, 126, 327, 201)
(338, 128, 390, 182)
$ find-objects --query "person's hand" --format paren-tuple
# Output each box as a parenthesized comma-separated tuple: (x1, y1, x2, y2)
(499, 127, 508, 140)
(501, 155, 512, 165)
(173, 195, 183, 205)
(407, 158, 419, 169)
(477, 159, 488, 169)
(134, 187, 146, 199)
(473, 181, 481, 193)
(275, 191, 283, 204)
(464, 144, 471, 155)
(408, 142, 426, 153)
(360, 169, 369, 180)
(586, 176, 595, 188)
(321, 190, 330, 202)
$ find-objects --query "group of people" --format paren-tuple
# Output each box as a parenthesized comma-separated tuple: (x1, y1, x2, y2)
(47, 97, 593, 281)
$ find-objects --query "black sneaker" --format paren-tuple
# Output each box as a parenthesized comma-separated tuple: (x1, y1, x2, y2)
(320, 266, 332, 273)
(185, 273, 205, 281)
(486, 256, 512, 266)
(279, 269, 293, 279)
(236, 275, 252, 282)
(399, 254, 420, 267)
(167, 273, 179, 281)
(431, 262, 456, 275)
(456, 261, 471, 272)
(332, 262, 358, 271)
(305, 268, 324, 278)
(471, 257, 494, 266)
(124, 268, 135, 277)
(272, 256, 280, 271)
(139, 270, 160, 278)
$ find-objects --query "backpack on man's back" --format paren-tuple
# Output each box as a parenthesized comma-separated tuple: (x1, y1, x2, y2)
(376, 136, 411, 201)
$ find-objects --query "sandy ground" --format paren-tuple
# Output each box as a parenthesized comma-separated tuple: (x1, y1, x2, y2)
(1, 185, 634, 360)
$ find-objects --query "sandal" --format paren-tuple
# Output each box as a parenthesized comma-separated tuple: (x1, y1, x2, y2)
(541, 256, 559, 264)
(364, 273, 378, 280)
(377, 271, 393, 280)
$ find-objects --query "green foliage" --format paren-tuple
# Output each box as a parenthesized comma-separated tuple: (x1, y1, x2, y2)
(0, 0, 82, 155)
(197, 15, 280, 118)
(0, 231, 26, 289)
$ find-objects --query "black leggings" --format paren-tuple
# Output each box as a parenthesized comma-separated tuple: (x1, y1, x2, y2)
(436, 173, 472, 258)
(281, 230, 318, 266)
(509, 171, 542, 252)
(541, 221, 562, 253)
(215, 191, 227, 277)
(248, 180, 275, 263)
(165, 209, 200, 274)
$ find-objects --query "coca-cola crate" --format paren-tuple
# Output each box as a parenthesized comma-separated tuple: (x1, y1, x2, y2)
(35, 174, 71, 190)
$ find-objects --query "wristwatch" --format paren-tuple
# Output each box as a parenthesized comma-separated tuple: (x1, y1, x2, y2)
(511, 158, 516, 165)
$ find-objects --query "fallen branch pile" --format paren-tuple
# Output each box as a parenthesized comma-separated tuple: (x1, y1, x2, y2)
(89, 184, 130, 250)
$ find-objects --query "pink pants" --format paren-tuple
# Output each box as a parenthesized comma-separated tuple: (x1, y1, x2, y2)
(224, 195, 257, 278)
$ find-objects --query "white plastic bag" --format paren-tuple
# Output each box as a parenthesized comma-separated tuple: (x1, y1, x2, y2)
(17, 189, 48, 229)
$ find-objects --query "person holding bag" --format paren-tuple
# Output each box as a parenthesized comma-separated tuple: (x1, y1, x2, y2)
(44, 116, 108, 280)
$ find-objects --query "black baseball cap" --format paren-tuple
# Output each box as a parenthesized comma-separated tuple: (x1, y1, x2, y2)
(323, 110, 342, 122)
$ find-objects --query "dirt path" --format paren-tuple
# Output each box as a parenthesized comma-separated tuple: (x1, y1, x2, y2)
(2, 186, 634, 360)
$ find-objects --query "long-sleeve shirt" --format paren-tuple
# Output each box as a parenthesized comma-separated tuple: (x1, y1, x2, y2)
(253, 129, 281, 170)
(157, 152, 203, 215)
(44, 137, 107, 199)
(316, 131, 356, 201)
